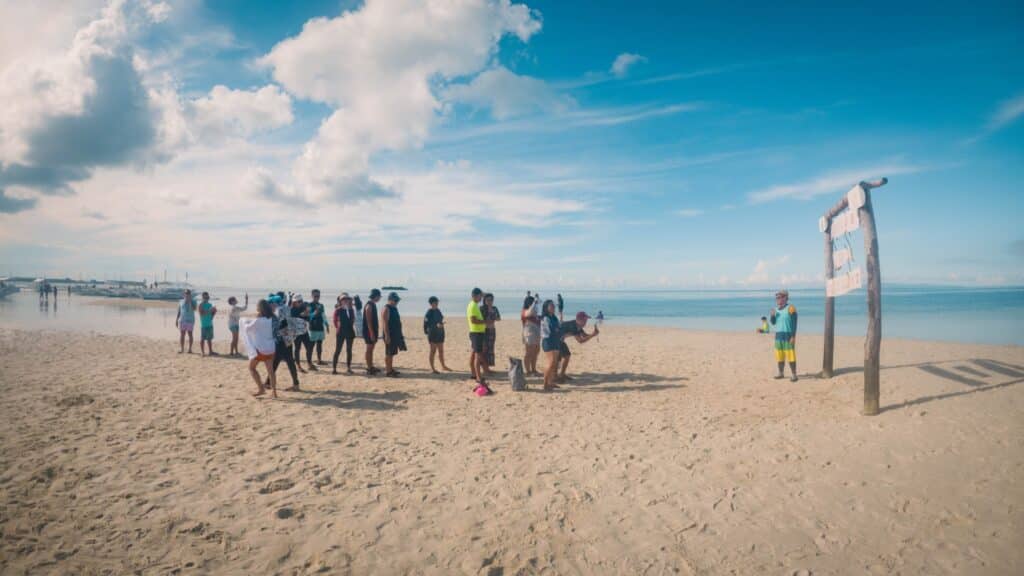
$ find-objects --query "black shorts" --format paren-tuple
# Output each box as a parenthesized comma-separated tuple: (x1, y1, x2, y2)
(427, 328, 445, 344)
(559, 342, 571, 358)
(363, 334, 378, 345)
(469, 332, 485, 353)
(386, 340, 401, 356)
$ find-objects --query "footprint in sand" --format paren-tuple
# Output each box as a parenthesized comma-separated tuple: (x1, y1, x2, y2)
(259, 478, 295, 494)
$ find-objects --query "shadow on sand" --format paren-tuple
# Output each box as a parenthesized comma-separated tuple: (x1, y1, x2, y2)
(822, 358, 1024, 414)
(282, 389, 412, 411)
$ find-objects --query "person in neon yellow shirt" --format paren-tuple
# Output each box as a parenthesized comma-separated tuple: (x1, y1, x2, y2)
(467, 287, 489, 389)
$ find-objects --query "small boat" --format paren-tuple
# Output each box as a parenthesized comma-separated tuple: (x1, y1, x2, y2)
(142, 282, 194, 301)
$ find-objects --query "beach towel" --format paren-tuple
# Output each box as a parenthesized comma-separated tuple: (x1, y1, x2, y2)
(241, 317, 275, 359)
(508, 357, 526, 391)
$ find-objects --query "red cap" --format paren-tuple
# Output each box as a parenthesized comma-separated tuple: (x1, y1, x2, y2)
(576, 311, 590, 324)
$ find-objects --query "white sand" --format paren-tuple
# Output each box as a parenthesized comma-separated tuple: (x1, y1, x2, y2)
(0, 322, 1022, 574)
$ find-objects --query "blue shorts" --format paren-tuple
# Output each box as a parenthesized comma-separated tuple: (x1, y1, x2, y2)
(309, 330, 325, 342)
(201, 326, 214, 341)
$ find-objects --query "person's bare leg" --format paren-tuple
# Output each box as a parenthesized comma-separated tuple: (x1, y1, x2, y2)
(429, 344, 438, 373)
(558, 356, 570, 382)
(469, 351, 478, 381)
(249, 358, 266, 396)
(544, 351, 558, 390)
(179, 331, 185, 353)
(385, 353, 394, 375)
(265, 359, 278, 398)
(187, 331, 193, 353)
(439, 343, 451, 370)
(365, 343, 375, 373)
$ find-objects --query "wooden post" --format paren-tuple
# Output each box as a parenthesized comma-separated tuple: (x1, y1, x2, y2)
(859, 190, 882, 415)
(822, 226, 835, 378)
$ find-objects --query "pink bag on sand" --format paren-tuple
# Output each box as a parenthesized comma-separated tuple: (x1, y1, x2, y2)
(474, 384, 492, 397)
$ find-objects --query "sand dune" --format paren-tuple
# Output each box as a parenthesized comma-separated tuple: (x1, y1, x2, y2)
(0, 321, 1022, 574)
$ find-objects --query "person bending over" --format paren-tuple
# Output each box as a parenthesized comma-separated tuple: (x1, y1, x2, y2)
(557, 311, 599, 383)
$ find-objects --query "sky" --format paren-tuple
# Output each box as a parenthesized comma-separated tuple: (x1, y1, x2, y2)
(0, 0, 1021, 290)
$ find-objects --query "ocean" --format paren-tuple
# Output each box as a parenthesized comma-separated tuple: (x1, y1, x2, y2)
(2, 285, 1022, 346)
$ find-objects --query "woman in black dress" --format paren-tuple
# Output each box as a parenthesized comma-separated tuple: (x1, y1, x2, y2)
(382, 292, 406, 377)
(332, 293, 357, 374)
(362, 289, 382, 375)
(424, 296, 452, 373)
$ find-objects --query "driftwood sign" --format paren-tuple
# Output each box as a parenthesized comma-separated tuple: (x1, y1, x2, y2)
(821, 178, 887, 416)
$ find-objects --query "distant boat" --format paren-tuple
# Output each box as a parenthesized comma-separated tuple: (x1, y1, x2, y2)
(142, 282, 194, 301)
(0, 285, 18, 298)
(381, 286, 407, 291)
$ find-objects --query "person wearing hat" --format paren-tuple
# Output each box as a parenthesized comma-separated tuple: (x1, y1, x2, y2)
(362, 289, 382, 375)
(265, 293, 301, 391)
(332, 292, 357, 374)
(556, 311, 599, 383)
(307, 289, 328, 366)
(769, 290, 799, 382)
(381, 292, 406, 377)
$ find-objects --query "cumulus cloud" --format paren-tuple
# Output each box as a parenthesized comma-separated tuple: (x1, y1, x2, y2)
(258, 0, 543, 204)
(0, 0, 294, 213)
(445, 66, 573, 120)
(610, 52, 646, 77)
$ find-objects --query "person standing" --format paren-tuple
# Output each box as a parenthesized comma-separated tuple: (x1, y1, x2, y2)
(480, 293, 500, 374)
(227, 294, 249, 356)
(353, 295, 364, 340)
(307, 289, 328, 366)
(198, 291, 218, 356)
(381, 292, 406, 377)
(424, 296, 451, 373)
(290, 295, 314, 372)
(362, 289, 382, 375)
(540, 300, 562, 391)
(521, 295, 541, 376)
(333, 293, 357, 375)
(467, 288, 488, 387)
(175, 288, 197, 354)
(770, 290, 799, 382)
(265, 294, 301, 391)
(244, 299, 278, 399)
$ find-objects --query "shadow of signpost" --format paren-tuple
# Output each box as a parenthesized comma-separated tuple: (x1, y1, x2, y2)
(876, 358, 1024, 413)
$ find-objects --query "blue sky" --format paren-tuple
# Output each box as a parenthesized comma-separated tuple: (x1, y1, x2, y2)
(0, 0, 1021, 288)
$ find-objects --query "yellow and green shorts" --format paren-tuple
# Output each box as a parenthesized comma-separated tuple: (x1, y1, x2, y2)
(774, 332, 796, 363)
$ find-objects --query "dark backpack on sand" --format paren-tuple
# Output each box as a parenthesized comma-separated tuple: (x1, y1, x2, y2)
(508, 357, 526, 391)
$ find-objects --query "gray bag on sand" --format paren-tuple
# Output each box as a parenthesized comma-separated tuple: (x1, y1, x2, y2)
(508, 357, 526, 391)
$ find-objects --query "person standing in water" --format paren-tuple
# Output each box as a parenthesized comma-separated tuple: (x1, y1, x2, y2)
(227, 294, 249, 356)
(198, 292, 218, 356)
(424, 296, 452, 373)
(381, 292, 406, 377)
(175, 288, 197, 354)
(362, 289, 382, 375)
(307, 289, 328, 366)
(333, 293, 357, 374)
(770, 290, 799, 382)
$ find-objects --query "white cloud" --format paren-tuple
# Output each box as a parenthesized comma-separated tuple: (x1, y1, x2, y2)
(189, 85, 294, 140)
(675, 208, 704, 217)
(445, 66, 573, 120)
(0, 0, 295, 213)
(744, 254, 791, 285)
(748, 163, 921, 204)
(258, 0, 543, 204)
(966, 93, 1024, 143)
(610, 52, 646, 77)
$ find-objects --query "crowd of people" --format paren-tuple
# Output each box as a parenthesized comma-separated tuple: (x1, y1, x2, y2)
(174, 287, 601, 398)
(174, 285, 798, 398)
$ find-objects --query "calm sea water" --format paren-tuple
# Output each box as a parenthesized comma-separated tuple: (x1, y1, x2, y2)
(1, 286, 1022, 345)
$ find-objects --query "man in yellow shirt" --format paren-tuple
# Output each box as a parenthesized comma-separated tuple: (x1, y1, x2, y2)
(467, 287, 488, 387)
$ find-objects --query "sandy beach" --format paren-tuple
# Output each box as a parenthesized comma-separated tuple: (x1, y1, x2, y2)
(0, 321, 1022, 575)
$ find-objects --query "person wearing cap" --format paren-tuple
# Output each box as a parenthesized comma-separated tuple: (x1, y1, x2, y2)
(466, 287, 489, 387)
(556, 311, 599, 383)
(290, 294, 313, 372)
(769, 290, 799, 382)
(362, 289, 382, 375)
(265, 293, 301, 391)
(381, 292, 406, 377)
(332, 292, 357, 374)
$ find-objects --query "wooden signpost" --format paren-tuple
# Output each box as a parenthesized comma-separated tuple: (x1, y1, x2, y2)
(820, 177, 887, 415)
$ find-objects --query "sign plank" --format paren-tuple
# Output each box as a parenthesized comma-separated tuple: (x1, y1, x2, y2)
(830, 209, 860, 238)
(826, 268, 862, 297)
(833, 248, 852, 269)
